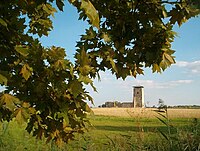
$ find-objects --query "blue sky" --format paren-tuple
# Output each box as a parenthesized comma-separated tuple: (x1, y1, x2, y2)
(25, 3, 200, 106)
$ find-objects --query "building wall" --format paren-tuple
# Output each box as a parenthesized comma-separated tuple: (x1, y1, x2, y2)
(103, 101, 133, 108)
(121, 102, 133, 108)
(105, 102, 115, 107)
(133, 86, 144, 108)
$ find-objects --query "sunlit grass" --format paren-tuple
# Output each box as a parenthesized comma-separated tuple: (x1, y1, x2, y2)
(0, 109, 199, 151)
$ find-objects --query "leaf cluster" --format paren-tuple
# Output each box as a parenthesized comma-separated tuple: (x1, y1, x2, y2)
(0, 0, 94, 145)
(73, 0, 200, 79)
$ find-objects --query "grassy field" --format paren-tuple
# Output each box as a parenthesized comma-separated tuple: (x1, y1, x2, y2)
(0, 108, 200, 151)
(92, 108, 200, 118)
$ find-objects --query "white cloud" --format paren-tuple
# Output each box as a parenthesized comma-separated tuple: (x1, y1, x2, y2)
(134, 79, 193, 89)
(175, 60, 200, 73)
(94, 70, 194, 91)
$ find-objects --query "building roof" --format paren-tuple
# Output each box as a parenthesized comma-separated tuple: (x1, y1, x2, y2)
(133, 86, 144, 88)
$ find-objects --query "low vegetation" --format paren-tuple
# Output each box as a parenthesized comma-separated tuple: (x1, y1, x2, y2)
(0, 108, 200, 151)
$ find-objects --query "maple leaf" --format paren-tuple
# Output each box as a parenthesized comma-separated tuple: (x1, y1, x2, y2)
(15, 45, 29, 57)
(68, 80, 84, 98)
(152, 64, 161, 73)
(0, 94, 20, 111)
(78, 74, 92, 84)
(20, 64, 33, 80)
(81, 0, 99, 29)
(14, 107, 30, 124)
(56, 0, 64, 11)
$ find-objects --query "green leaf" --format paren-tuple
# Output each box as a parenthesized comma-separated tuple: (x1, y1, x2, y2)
(69, 80, 83, 98)
(78, 75, 92, 84)
(54, 59, 70, 71)
(15, 45, 29, 57)
(81, 27, 96, 40)
(47, 46, 66, 61)
(42, 3, 57, 17)
(107, 56, 118, 73)
(79, 65, 93, 76)
(85, 103, 93, 114)
(38, 19, 52, 28)
(75, 48, 91, 68)
(90, 82, 97, 92)
(56, 0, 64, 11)
(20, 64, 33, 80)
(83, 93, 94, 104)
(81, 0, 100, 29)
(0, 94, 20, 111)
(43, 4, 52, 14)
(0, 74, 7, 85)
(0, 18, 7, 27)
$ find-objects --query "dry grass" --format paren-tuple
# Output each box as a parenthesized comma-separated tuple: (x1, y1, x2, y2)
(92, 108, 200, 119)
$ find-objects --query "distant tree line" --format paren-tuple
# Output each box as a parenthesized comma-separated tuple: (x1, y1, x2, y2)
(150, 105, 200, 109)
(167, 105, 200, 109)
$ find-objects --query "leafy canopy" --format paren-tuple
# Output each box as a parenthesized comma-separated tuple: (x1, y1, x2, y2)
(0, 0, 199, 145)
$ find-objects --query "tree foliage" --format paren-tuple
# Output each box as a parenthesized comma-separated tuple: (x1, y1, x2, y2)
(0, 0, 199, 145)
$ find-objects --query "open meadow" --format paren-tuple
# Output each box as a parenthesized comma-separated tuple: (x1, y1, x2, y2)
(0, 108, 200, 151)
(92, 108, 200, 118)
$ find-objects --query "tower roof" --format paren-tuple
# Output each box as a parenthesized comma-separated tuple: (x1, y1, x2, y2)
(133, 86, 144, 88)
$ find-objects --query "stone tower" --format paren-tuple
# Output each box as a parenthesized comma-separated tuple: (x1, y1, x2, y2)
(133, 86, 144, 108)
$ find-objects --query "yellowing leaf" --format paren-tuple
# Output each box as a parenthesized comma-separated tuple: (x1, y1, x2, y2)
(64, 126, 72, 132)
(0, 18, 7, 27)
(107, 56, 118, 73)
(136, 67, 144, 75)
(160, 59, 169, 71)
(152, 64, 161, 73)
(0, 74, 7, 85)
(101, 32, 111, 42)
(81, 0, 99, 29)
(162, 9, 168, 18)
(15, 45, 29, 57)
(85, 103, 93, 114)
(163, 53, 175, 64)
(14, 107, 30, 124)
(20, 64, 33, 80)
(22, 102, 30, 108)
(0, 94, 20, 111)
(68, 0, 76, 4)
(42, 3, 57, 17)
